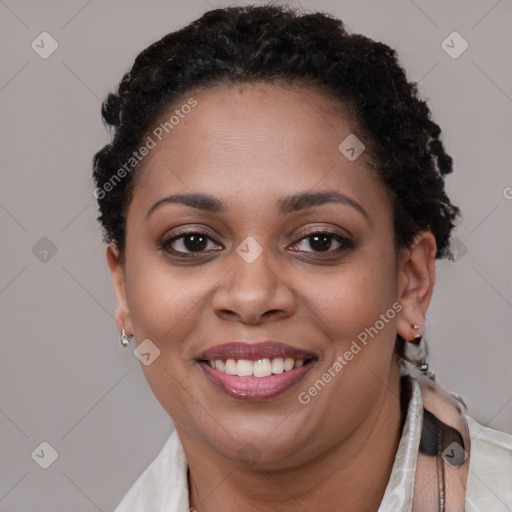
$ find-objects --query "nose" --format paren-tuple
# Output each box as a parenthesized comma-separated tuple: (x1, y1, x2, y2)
(212, 245, 296, 325)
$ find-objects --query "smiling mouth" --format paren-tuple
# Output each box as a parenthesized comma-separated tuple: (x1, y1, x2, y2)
(198, 358, 316, 400)
(199, 357, 314, 377)
(196, 341, 318, 399)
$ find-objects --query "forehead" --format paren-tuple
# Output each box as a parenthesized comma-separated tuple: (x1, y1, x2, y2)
(129, 82, 388, 218)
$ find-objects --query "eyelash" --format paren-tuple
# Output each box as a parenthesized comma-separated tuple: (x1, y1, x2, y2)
(159, 227, 353, 258)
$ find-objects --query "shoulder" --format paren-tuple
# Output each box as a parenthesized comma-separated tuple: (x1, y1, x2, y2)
(465, 416, 512, 511)
(113, 430, 189, 512)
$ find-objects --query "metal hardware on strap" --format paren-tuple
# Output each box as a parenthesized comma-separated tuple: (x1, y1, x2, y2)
(409, 370, 470, 512)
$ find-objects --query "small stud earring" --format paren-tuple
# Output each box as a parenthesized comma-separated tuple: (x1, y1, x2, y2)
(120, 329, 133, 347)
(412, 323, 421, 339)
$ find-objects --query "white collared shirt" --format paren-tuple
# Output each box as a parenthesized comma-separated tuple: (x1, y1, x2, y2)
(114, 377, 512, 511)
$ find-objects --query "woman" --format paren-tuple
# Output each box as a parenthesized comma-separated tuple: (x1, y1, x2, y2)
(92, 5, 512, 511)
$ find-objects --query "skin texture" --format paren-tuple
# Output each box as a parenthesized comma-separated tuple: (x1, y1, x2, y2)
(107, 82, 437, 512)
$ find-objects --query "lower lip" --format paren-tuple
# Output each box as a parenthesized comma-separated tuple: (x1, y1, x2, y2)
(198, 361, 316, 400)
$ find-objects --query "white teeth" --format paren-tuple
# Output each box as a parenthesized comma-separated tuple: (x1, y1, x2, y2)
(225, 359, 237, 375)
(271, 357, 284, 374)
(236, 359, 253, 377)
(208, 357, 308, 377)
(253, 358, 272, 377)
(284, 358, 295, 371)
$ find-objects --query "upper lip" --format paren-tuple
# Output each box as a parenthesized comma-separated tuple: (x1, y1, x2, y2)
(197, 341, 317, 361)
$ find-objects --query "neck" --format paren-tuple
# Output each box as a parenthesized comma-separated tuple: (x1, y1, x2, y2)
(181, 366, 404, 512)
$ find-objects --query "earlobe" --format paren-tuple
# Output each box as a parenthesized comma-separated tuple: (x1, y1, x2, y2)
(106, 242, 133, 335)
(396, 231, 437, 342)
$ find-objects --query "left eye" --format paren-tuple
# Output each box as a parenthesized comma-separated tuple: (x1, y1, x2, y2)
(290, 231, 350, 253)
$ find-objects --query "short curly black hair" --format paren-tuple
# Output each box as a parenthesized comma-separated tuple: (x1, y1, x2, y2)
(92, 3, 461, 365)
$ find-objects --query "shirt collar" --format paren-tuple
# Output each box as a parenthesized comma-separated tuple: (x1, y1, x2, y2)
(377, 375, 424, 512)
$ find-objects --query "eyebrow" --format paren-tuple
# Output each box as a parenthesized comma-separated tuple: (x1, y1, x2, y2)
(145, 190, 369, 221)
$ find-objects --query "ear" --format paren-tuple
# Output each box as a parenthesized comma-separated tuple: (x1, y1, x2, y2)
(396, 231, 437, 342)
(106, 242, 133, 336)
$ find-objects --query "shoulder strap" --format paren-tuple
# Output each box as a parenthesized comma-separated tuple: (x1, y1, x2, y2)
(411, 371, 470, 512)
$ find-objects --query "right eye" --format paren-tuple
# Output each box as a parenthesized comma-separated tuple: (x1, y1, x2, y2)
(160, 230, 223, 257)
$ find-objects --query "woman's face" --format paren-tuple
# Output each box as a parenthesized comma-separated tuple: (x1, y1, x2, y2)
(108, 82, 426, 467)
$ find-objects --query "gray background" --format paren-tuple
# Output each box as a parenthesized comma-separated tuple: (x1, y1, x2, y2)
(1, 0, 511, 510)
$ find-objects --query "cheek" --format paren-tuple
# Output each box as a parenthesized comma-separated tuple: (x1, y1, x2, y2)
(123, 254, 220, 414)
(311, 248, 398, 345)
(126, 267, 204, 427)
(302, 247, 399, 409)
(295, 277, 398, 439)
(125, 251, 210, 342)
